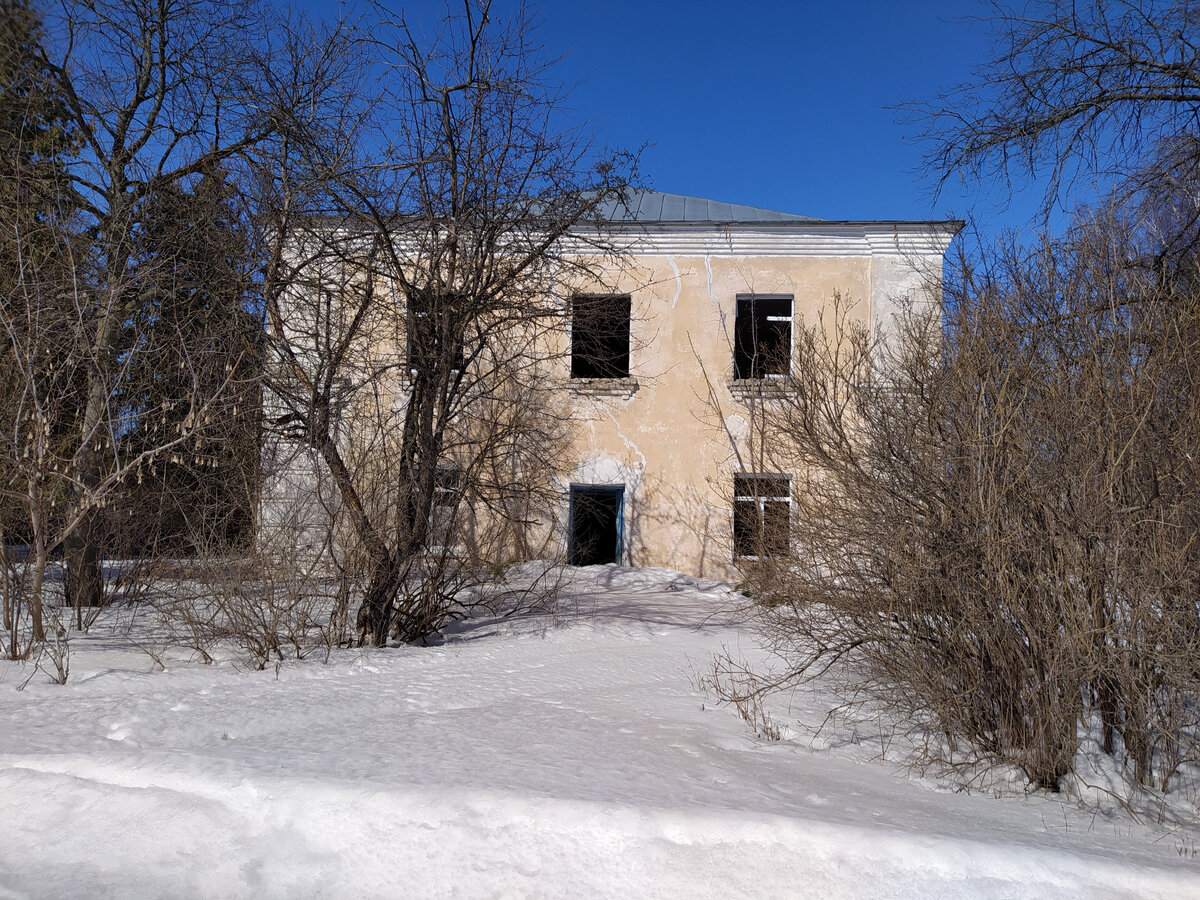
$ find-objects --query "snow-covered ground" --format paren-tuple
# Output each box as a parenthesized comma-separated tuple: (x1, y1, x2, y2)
(2, 566, 1199, 899)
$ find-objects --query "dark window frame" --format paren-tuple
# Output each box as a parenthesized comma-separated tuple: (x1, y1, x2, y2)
(733, 294, 793, 380)
(733, 473, 792, 559)
(407, 308, 466, 376)
(571, 294, 632, 380)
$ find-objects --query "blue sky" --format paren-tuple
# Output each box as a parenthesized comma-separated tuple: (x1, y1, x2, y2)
(304, 1, 1060, 235)
(542, 1, 1000, 223)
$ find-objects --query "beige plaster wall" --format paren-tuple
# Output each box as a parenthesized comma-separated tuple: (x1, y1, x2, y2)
(264, 222, 954, 581)
(559, 235, 941, 580)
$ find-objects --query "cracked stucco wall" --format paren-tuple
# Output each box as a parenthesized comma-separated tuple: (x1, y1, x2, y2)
(263, 222, 955, 581)
(558, 225, 952, 580)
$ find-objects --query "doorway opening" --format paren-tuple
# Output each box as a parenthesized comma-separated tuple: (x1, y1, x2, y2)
(569, 485, 624, 566)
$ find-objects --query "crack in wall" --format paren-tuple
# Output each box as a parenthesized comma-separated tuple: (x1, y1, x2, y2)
(704, 255, 722, 323)
(605, 408, 647, 482)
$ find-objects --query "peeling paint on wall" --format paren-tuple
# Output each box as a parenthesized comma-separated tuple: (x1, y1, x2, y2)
(561, 225, 954, 579)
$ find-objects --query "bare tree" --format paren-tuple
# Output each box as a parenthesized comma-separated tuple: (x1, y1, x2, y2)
(256, 1, 636, 646)
(0, 214, 82, 655)
(732, 0, 1200, 794)
(4, 0, 632, 658)
(23, 0, 308, 614)
(908, 0, 1200, 214)
(0, 0, 359, 665)
(1, 0, 92, 653)
(727, 190, 1200, 792)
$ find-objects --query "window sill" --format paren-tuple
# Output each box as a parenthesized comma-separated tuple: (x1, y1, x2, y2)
(726, 378, 795, 402)
(568, 377, 640, 399)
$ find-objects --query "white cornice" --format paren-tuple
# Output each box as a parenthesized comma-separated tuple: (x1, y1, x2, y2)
(286, 219, 961, 262)
(567, 222, 960, 259)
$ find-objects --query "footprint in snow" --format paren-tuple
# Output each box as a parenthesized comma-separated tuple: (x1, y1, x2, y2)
(106, 721, 138, 746)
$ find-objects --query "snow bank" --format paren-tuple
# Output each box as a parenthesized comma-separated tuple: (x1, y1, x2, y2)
(1, 565, 1197, 898)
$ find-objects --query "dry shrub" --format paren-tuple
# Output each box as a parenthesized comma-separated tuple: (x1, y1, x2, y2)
(150, 524, 349, 669)
(736, 205, 1200, 792)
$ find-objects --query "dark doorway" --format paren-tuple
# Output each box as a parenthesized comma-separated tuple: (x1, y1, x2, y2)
(569, 485, 624, 566)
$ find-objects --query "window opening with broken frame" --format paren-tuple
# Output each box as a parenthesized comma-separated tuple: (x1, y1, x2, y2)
(425, 465, 461, 553)
(407, 307, 465, 375)
(733, 473, 791, 559)
(571, 294, 631, 379)
(733, 294, 792, 379)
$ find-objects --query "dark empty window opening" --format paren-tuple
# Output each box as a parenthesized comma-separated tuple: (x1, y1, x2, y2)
(734, 295, 792, 379)
(408, 308, 465, 375)
(569, 485, 624, 566)
(733, 473, 791, 559)
(572, 294, 631, 379)
(425, 465, 461, 553)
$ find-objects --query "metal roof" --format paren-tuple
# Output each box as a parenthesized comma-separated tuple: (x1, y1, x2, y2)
(597, 190, 824, 224)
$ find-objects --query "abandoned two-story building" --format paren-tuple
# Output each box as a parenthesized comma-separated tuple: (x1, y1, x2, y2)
(264, 190, 958, 581)
(555, 191, 956, 579)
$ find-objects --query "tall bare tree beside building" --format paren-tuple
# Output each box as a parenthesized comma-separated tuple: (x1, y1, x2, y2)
(257, 1, 636, 646)
(909, 0, 1200, 214)
(11, 0, 336, 619)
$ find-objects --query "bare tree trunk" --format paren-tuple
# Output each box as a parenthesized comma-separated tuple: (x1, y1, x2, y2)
(356, 557, 400, 647)
(256, 0, 635, 648)
(26, 481, 46, 645)
(63, 521, 102, 619)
